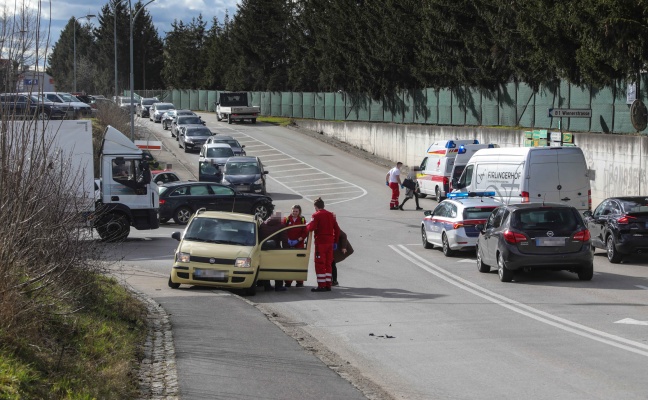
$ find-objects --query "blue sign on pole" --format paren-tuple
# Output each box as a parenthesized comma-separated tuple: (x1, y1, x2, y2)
(24, 78, 38, 85)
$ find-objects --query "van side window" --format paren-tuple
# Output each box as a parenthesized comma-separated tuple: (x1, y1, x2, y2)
(459, 165, 473, 188)
(420, 157, 428, 171)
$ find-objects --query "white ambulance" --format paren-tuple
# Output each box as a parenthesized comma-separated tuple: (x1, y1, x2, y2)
(417, 140, 495, 201)
(451, 146, 591, 211)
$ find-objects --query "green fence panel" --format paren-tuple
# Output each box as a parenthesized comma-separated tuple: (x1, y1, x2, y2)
(315, 92, 326, 120)
(451, 88, 465, 125)
(482, 88, 498, 126)
(438, 89, 452, 125)
(425, 88, 438, 124)
(465, 87, 482, 126)
(270, 92, 282, 116)
(346, 93, 369, 121)
(333, 92, 345, 120)
(568, 84, 592, 132)
(171, 90, 181, 109)
(402, 91, 414, 124)
(280, 92, 293, 117)
(302, 92, 315, 119)
(612, 82, 633, 133)
(260, 92, 272, 116)
(207, 91, 217, 112)
(189, 90, 199, 111)
(499, 83, 517, 127)
(534, 83, 559, 129)
(382, 93, 398, 123)
(370, 97, 384, 122)
(409, 89, 426, 124)
(590, 86, 614, 134)
(324, 93, 335, 120)
(291, 92, 303, 118)
(198, 90, 208, 111)
(516, 83, 535, 128)
(250, 92, 262, 110)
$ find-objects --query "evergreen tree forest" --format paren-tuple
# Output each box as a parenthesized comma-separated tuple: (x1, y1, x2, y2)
(47, 0, 648, 98)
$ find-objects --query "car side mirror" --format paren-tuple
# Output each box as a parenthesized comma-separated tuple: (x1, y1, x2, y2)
(171, 231, 181, 241)
(423, 210, 432, 217)
(583, 210, 592, 218)
(242, 145, 246, 148)
(475, 224, 484, 232)
(264, 171, 269, 174)
(202, 121, 206, 125)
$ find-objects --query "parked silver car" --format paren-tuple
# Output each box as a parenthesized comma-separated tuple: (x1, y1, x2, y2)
(150, 102, 175, 122)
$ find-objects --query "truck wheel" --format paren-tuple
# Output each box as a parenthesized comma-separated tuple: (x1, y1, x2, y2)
(173, 207, 193, 225)
(168, 275, 180, 289)
(497, 252, 514, 282)
(252, 118, 257, 124)
(217, 113, 222, 121)
(227, 114, 232, 124)
(97, 213, 130, 242)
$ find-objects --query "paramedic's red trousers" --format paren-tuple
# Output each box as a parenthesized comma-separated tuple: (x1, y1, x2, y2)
(389, 182, 400, 208)
(314, 242, 333, 288)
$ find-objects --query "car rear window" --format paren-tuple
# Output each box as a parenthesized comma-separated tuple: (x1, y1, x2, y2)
(206, 147, 235, 157)
(156, 104, 174, 110)
(512, 208, 579, 230)
(619, 198, 648, 213)
(179, 117, 202, 124)
(187, 129, 212, 136)
(462, 206, 497, 220)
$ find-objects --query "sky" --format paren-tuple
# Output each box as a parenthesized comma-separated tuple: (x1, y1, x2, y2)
(2, 0, 241, 50)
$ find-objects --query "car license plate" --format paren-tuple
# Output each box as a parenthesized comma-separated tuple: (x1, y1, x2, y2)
(194, 269, 225, 278)
(237, 185, 249, 191)
(536, 237, 566, 247)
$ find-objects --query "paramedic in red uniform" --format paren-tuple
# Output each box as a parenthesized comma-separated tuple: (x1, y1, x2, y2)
(386, 161, 403, 210)
(283, 205, 308, 287)
(303, 197, 340, 292)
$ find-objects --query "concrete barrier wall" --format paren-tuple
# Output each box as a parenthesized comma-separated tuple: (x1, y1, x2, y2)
(296, 120, 647, 207)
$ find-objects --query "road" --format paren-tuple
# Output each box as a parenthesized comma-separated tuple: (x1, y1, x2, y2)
(112, 112, 648, 400)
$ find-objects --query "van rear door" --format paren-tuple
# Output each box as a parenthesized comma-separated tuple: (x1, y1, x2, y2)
(527, 150, 560, 203)
(556, 149, 590, 211)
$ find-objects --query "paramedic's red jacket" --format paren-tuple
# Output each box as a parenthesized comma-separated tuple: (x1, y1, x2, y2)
(305, 209, 340, 245)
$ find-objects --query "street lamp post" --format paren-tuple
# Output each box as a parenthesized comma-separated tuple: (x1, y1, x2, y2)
(129, 0, 155, 141)
(73, 14, 96, 93)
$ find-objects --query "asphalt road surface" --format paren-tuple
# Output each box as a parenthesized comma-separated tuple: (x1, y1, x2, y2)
(110, 112, 648, 400)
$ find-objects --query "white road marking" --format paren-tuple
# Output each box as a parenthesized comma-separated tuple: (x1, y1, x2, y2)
(615, 318, 648, 326)
(391, 244, 648, 357)
(457, 259, 475, 263)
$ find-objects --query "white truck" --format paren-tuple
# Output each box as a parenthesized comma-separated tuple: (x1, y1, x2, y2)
(11, 120, 159, 241)
(216, 92, 260, 124)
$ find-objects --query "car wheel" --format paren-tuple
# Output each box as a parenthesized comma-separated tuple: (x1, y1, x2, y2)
(168, 275, 180, 289)
(96, 213, 130, 242)
(252, 118, 257, 124)
(173, 207, 192, 225)
(606, 235, 623, 264)
(442, 233, 454, 257)
(591, 244, 596, 254)
(476, 244, 490, 273)
(419, 193, 427, 199)
(497, 252, 514, 282)
(422, 226, 433, 249)
(35, 111, 48, 120)
(435, 186, 442, 202)
(578, 263, 594, 281)
(253, 202, 272, 220)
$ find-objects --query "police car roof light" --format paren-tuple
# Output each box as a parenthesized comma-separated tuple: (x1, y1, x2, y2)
(447, 191, 496, 198)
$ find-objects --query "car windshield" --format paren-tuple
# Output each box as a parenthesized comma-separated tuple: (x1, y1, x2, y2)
(187, 129, 212, 137)
(184, 217, 256, 246)
(619, 198, 648, 213)
(463, 206, 497, 220)
(142, 99, 157, 105)
(179, 117, 202, 124)
(512, 208, 578, 231)
(59, 93, 81, 102)
(215, 139, 240, 148)
(206, 147, 235, 158)
(226, 162, 259, 175)
(178, 111, 194, 115)
(156, 104, 174, 110)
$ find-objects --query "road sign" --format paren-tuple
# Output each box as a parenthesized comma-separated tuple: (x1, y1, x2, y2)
(548, 108, 592, 118)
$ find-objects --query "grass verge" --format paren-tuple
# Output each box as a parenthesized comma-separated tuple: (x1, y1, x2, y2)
(0, 275, 147, 399)
(257, 116, 295, 126)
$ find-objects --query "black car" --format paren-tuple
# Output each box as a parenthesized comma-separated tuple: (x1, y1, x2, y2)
(584, 196, 648, 263)
(158, 181, 274, 225)
(475, 203, 593, 282)
(0, 93, 70, 120)
(221, 156, 268, 194)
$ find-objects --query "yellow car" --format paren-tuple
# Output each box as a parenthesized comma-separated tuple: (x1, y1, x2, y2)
(168, 209, 311, 295)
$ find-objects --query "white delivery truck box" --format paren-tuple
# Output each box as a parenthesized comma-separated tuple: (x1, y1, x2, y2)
(452, 146, 591, 211)
(417, 139, 480, 201)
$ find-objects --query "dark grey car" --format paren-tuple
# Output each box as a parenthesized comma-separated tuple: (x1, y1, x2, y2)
(476, 203, 593, 282)
(221, 156, 268, 194)
(172, 115, 204, 138)
(178, 126, 213, 153)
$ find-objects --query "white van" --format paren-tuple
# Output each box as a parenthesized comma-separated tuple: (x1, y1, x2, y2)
(452, 146, 591, 211)
(417, 139, 480, 201)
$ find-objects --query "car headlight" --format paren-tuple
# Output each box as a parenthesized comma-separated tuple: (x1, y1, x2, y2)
(177, 252, 190, 263)
(234, 257, 251, 268)
(254, 178, 262, 184)
(185, 138, 193, 143)
(221, 178, 230, 185)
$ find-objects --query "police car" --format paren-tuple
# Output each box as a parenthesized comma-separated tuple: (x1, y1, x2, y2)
(421, 192, 501, 256)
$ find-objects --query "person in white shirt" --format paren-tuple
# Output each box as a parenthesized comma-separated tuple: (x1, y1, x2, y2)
(385, 162, 403, 210)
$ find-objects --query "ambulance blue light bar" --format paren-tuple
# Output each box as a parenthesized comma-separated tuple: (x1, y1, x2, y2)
(446, 139, 480, 149)
(447, 191, 496, 198)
